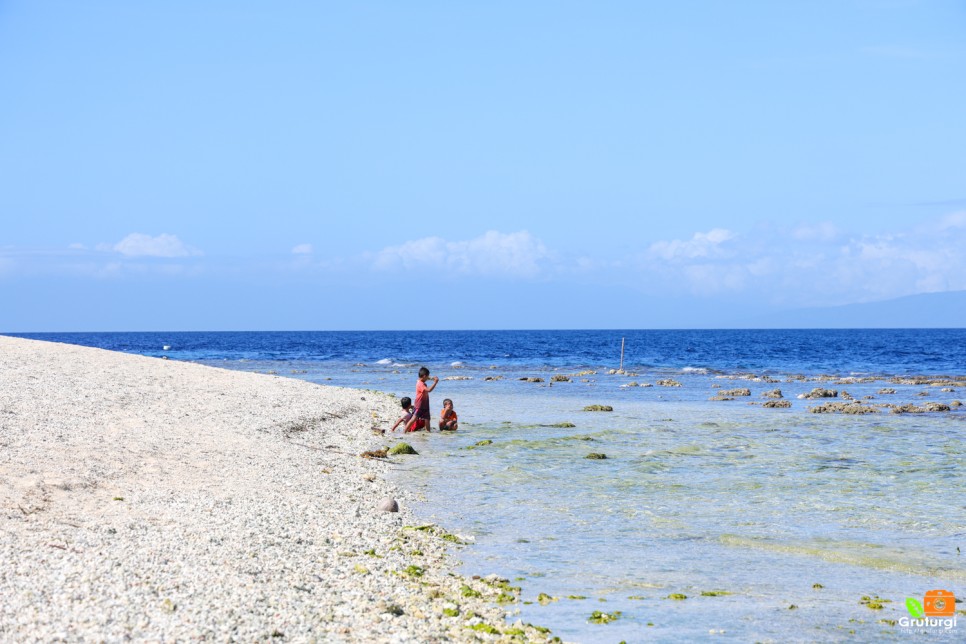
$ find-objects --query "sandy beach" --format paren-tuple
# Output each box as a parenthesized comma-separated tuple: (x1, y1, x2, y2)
(0, 336, 545, 642)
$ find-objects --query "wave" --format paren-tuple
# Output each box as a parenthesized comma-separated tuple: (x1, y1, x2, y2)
(681, 367, 709, 374)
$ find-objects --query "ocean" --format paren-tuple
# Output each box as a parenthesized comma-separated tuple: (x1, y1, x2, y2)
(11, 329, 966, 642)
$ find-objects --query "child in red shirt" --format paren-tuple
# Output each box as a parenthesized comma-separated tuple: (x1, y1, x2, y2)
(405, 366, 438, 432)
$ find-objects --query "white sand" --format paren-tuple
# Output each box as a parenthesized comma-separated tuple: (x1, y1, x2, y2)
(0, 336, 545, 642)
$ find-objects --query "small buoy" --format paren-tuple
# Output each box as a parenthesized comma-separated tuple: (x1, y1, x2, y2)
(377, 498, 399, 512)
(162, 345, 171, 351)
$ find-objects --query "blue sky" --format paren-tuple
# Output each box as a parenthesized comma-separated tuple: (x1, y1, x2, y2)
(2, 1, 965, 330)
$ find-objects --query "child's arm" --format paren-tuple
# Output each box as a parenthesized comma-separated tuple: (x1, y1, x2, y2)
(426, 375, 440, 392)
(403, 413, 418, 432)
(390, 416, 404, 432)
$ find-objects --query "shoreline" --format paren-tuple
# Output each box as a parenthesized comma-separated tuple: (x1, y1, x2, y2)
(0, 337, 550, 642)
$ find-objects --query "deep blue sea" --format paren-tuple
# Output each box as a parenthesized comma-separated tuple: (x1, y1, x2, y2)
(9, 329, 966, 642)
(11, 328, 966, 376)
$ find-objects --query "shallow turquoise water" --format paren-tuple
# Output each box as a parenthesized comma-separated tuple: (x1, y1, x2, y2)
(205, 360, 965, 642)
(381, 370, 965, 642)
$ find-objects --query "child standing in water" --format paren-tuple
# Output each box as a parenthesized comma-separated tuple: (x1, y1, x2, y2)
(405, 366, 438, 432)
(439, 398, 458, 431)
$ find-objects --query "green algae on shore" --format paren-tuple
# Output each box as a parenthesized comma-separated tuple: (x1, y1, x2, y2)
(388, 442, 418, 455)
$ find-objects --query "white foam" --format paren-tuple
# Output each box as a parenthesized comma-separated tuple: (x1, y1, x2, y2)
(375, 358, 392, 365)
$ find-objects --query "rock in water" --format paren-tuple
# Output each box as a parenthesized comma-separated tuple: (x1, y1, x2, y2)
(378, 497, 399, 512)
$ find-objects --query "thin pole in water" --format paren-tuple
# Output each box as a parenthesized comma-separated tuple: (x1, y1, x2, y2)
(619, 337, 625, 373)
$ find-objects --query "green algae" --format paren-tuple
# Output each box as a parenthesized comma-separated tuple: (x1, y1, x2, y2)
(403, 565, 425, 577)
(537, 593, 558, 605)
(438, 532, 464, 544)
(585, 452, 608, 459)
(567, 595, 588, 600)
(700, 590, 731, 597)
(388, 442, 418, 455)
(469, 623, 501, 634)
(860, 595, 890, 610)
(583, 405, 614, 412)
(666, 593, 687, 600)
(461, 585, 482, 598)
(588, 610, 621, 624)
(442, 607, 460, 617)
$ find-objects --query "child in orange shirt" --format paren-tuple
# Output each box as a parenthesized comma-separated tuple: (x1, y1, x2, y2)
(439, 398, 458, 431)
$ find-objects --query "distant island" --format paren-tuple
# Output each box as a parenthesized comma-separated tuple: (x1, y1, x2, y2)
(751, 290, 966, 328)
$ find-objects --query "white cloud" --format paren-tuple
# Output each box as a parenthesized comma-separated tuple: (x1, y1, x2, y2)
(292, 243, 313, 255)
(112, 233, 201, 258)
(373, 230, 549, 277)
(648, 228, 735, 261)
(938, 211, 966, 230)
(633, 213, 966, 306)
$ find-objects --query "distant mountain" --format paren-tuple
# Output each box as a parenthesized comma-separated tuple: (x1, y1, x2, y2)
(751, 290, 966, 328)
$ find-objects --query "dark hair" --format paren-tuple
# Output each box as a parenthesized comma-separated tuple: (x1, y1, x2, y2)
(400, 396, 412, 408)
(418, 366, 430, 378)
(443, 398, 453, 406)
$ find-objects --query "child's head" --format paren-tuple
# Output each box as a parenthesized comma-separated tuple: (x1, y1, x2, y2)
(442, 398, 453, 408)
(418, 366, 430, 380)
(400, 396, 412, 409)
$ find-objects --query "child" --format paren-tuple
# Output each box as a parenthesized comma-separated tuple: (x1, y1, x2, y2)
(405, 366, 438, 432)
(439, 398, 458, 431)
(390, 397, 415, 433)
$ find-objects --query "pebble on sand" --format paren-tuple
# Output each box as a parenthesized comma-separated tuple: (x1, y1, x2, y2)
(378, 498, 400, 512)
